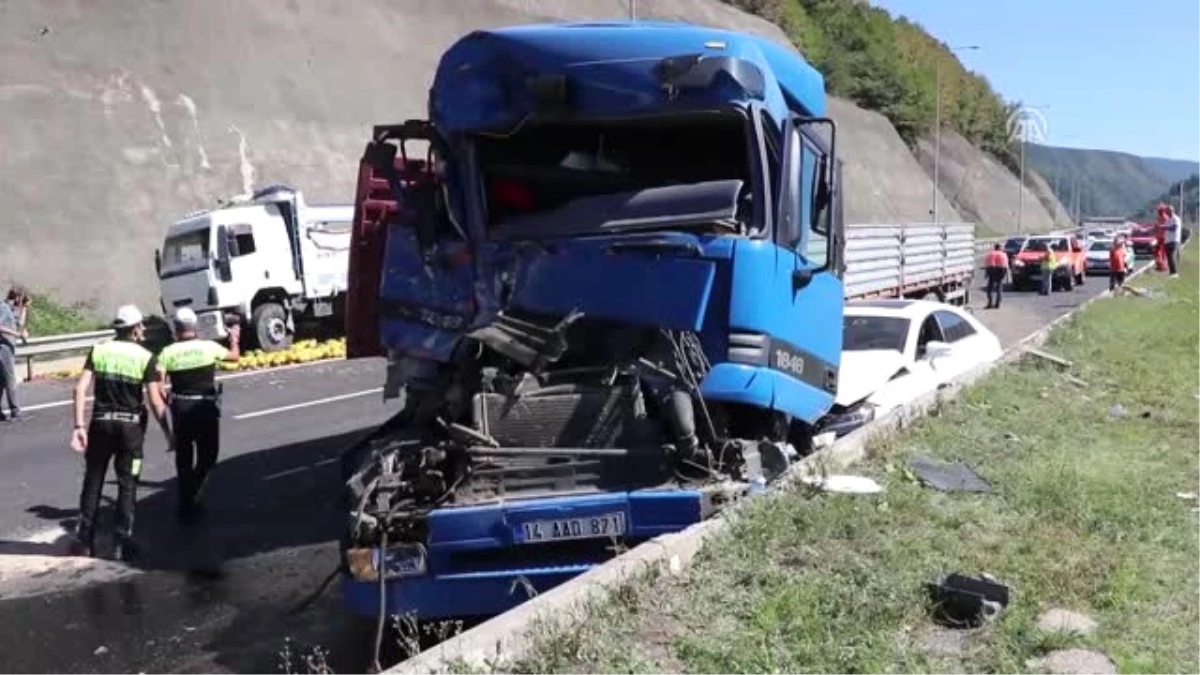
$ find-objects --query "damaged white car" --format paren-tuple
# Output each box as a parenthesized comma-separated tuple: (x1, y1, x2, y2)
(815, 300, 1003, 440)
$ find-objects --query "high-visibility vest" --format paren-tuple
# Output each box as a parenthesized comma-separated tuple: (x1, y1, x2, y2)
(88, 339, 154, 416)
(1042, 250, 1057, 271)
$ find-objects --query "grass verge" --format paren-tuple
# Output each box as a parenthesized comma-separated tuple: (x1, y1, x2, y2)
(25, 292, 102, 336)
(501, 253, 1199, 674)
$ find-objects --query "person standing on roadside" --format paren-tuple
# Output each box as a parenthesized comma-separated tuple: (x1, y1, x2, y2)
(983, 243, 1008, 309)
(0, 286, 31, 422)
(1039, 246, 1057, 296)
(70, 305, 171, 561)
(156, 307, 240, 523)
(1159, 204, 1182, 277)
(1109, 236, 1129, 291)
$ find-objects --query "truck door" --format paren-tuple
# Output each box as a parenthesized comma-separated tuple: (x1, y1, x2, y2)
(768, 115, 845, 422)
(345, 122, 475, 360)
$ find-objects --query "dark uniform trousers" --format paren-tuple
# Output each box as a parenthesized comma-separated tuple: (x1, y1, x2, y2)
(172, 397, 221, 513)
(78, 415, 146, 545)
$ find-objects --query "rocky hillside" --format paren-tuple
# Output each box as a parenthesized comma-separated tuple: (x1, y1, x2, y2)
(0, 0, 1062, 312)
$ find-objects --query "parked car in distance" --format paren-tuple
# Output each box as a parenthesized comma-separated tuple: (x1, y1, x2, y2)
(1010, 235, 1087, 291)
(815, 299, 1004, 439)
(1085, 238, 1134, 275)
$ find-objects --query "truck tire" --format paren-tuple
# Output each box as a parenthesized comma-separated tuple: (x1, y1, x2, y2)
(252, 302, 293, 352)
(1062, 269, 1074, 291)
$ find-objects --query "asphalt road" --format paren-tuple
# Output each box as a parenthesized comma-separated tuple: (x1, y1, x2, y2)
(0, 269, 1134, 673)
(0, 357, 399, 673)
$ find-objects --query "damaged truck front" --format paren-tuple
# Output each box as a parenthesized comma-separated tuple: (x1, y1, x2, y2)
(339, 22, 845, 621)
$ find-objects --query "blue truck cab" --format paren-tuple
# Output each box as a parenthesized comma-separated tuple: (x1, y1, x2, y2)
(340, 21, 845, 621)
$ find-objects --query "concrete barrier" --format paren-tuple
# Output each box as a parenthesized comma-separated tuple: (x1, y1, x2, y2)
(388, 261, 1156, 674)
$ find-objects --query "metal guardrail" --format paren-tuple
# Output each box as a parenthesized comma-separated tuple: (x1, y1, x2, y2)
(11, 329, 115, 380)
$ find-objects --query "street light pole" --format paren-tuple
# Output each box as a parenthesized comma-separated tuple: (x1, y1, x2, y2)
(932, 45, 980, 224)
(1015, 103, 1049, 234)
(629, 0, 635, 20)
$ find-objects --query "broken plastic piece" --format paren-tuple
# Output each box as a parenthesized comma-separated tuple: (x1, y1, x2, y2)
(800, 474, 882, 494)
(908, 456, 990, 493)
(926, 572, 1011, 628)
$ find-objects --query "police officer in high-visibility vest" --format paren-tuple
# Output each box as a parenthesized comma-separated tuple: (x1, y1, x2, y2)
(1040, 247, 1058, 296)
(70, 305, 171, 560)
(157, 307, 240, 522)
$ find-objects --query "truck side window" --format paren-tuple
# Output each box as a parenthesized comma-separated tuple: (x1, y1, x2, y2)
(234, 233, 256, 256)
(798, 133, 829, 267)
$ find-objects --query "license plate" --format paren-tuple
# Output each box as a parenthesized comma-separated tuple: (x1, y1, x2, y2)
(373, 543, 427, 579)
(519, 512, 627, 544)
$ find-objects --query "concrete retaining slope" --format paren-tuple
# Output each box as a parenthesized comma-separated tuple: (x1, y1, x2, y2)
(0, 0, 785, 310)
(827, 97, 963, 225)
(914, 129, 1074, 235)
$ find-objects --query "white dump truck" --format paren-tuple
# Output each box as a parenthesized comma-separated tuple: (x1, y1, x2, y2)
(155, 185, 353, 351)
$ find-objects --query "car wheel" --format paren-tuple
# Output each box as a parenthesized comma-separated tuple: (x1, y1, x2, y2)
(1062, 271, 1074, 291)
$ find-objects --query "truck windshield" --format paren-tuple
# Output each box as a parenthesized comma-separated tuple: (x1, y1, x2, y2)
(161, 229, 210, 275)
(474, 114, 754, 234)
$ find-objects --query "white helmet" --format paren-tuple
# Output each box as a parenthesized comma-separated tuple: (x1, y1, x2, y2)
(173, 307, 199, 329)
(112, 305, 144, 329)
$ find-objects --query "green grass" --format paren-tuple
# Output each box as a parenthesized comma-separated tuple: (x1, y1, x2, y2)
(24, 292, 103, 336)
(504, 249, 1200, 674)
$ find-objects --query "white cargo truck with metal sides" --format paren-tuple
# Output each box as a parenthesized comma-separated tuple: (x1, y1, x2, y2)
(155, 185, 353, 351)
(835, 222, 977, 304)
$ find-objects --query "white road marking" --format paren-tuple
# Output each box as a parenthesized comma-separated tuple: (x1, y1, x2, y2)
(233, 388, 383, 421)
(19, 357, 358, 414)
(21, 398, 82, 412)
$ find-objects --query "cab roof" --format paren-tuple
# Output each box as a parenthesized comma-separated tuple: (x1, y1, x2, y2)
(429, 21, 825, 133)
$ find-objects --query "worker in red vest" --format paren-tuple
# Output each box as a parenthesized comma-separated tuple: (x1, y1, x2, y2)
(983, 243, 1008, 309)
(1109, 235, 1129, 290)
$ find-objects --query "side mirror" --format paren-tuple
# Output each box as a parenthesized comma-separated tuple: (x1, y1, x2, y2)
(154, 248, 162, 277)
(924, 340, 954, 359)
(215, 225, 231, 263)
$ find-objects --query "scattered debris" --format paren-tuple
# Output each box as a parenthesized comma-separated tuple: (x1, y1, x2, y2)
(1035, 608, 1098, 635)
(1065, 375, 1089, 388)
(926, 572, 1010, 628)
(1175, 492, 1198, 501)
(1003, 431, 1021, 443)
(1026, 348, 1074, 369)
(93, 646, 109, 656)
(1119, 285, 1166, 300)
(908, 456, 991, 493)
(1108, 404, 1128, 420)
(799, 474, 883, 494)
(1026, 649, 1117, 674)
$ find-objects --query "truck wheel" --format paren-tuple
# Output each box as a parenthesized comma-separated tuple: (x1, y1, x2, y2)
(252, 302, 293, 352)
(1062, 270, 1074, 291)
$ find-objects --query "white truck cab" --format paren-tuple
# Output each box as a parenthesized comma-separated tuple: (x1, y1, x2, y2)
(155, 185, 352, 351)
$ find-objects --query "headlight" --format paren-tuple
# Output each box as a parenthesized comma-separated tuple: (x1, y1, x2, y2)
(1013, 260, 1025, 268)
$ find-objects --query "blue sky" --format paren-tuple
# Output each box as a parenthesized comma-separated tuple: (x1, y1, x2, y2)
(870, 0, 1200, 162)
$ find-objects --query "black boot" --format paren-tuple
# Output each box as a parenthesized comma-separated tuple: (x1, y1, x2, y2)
(68, 538, 94, 558)
(112, 537, 139, 563)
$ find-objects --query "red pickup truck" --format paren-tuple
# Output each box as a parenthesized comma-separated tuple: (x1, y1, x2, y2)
(1010, 235, 1087, 291)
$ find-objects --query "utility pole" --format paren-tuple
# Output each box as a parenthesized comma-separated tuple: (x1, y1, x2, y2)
(629, 0, 635, 20)
(932, 44, 980, 224)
